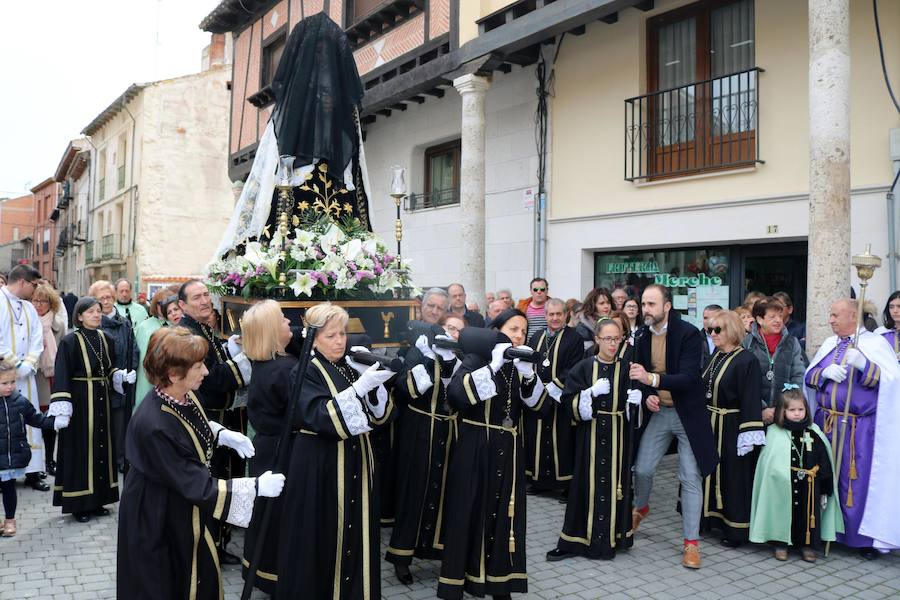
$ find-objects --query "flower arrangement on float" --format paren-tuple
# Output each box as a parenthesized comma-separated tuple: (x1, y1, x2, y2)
(205, 214, 417, 300)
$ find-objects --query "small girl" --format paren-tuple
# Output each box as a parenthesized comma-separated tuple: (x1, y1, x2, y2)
(749, 385, 843, 562)
(0, 360, 63, 537)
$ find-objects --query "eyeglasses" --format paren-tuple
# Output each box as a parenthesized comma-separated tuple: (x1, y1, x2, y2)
(532, 287, 546, 292)
(706, 326, 722, 334)
(598, 336, 623, 344)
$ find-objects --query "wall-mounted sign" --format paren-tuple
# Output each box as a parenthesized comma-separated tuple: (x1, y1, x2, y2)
(607, 261, 660, 274)
(654, 273, 723, 287)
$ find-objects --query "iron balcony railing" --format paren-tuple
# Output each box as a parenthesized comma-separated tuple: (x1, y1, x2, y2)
(625, 67, 764, 182)
(101, 234, 120, 259)
(404, 187, 460, 211)
(85, 241, 97, 264)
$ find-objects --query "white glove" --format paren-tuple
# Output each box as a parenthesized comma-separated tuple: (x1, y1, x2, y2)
(822, 363, 848, 383)
(352, 363, 395, 396)
(345, 346, 373, 375)
(53, 415, 70, 431)
(226, 334, 242, 358)
(626, 388, 642, 406)
(513, 358, 535, 380)
(432, 335, 457, 362)
(256, 471, 286, 498)
(844, 348, 867, 371)
(490, 343, 512, 373)
(546, 381, 564, 402)
(112, 370, 126, 394)
(218, 429, 256, 459)
(591, 378, 611, 396)
(15, 362, 34, 379)
(415, 335, 436, 360)
(124, 369, 137, 384)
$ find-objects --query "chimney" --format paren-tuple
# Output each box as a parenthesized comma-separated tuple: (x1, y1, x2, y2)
(201, 33, 227, 71)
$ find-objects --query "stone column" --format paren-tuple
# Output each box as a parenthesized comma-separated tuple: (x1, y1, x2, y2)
(807, 0, 851, 354)
(453, 74, 491, 309)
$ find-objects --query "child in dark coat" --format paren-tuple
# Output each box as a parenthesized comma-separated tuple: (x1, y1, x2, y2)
(0, 360, 64, 536)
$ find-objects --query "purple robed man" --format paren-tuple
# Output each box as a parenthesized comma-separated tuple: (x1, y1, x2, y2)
(804, 299, 900, 557)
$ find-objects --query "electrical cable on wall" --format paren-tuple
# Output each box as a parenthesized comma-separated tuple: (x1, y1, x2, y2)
(873, 0, 899, 114)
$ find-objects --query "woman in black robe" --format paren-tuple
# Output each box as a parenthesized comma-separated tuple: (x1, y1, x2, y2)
(116, 326, 284, 600)
(386, 322, 463, 584)
(277, 303, 396, 600)
(546, 318, 645, 561)
(239, 300, 297, 594)
(700, 310, 764, 546)
(438, 309, 548, 600)
(48, 297, 132, 522)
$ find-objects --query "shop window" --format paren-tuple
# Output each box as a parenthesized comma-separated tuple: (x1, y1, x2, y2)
(261, 33, 286, 89)
(627, 0, 760, 180)
(409, 140, 461, 211)
(116, 135, 127, 190)
(594, 247, 732, 330)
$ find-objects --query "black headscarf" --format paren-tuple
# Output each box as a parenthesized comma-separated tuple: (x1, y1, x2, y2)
(271, 12, 363, 174)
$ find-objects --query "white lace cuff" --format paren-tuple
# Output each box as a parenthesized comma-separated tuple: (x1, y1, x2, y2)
(47, 401, 73, 418)
(411, 363, 434, 396)
(233, 353, 252, 384)
(737, 430, 766, 456)
(231, 388, 249, 409)
(578, 390, 594, 421)
(334, 387, 372, 436)
(225, 477, 256, 528)
(546, 381, 564, 402)
(208, 421, 224, 436)
(521, 376, 545, 408)
(470, 366, 497, 401)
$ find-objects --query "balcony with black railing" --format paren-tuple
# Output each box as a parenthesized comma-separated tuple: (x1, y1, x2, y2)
(404, 187, 459, 211)
(101, 234, 120, 260)
(625, 67, 764, 182)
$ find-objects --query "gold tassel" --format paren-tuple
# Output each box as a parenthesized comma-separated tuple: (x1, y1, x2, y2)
(849, 457, 858, 480)
(846, 481, 854, 508)
(508, 498, 515, 518)
(810, 515, 816, 529)
(508, 531, 516, 554)
(616, 484, 623, 501)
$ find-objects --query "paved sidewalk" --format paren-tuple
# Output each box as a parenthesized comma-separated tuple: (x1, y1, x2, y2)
(1, 455, 898, 599)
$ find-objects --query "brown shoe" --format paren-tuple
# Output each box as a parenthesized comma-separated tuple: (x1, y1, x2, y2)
(801, 547, 816, 563)
(773, 547, 788, 561)
(2, 519, 16, 537)
(682, 544, 701, 569)
(630, 508, 648, 535)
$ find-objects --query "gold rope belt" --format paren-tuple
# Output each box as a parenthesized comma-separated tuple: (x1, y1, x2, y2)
(707, 405, 740, 510)
(409, 405, 458, 440)
(822, 407, 859, 507)
(790, 464, 821, 544)
(461, 418, 519, 554)
(594, 409, 626, 500)
(72, 376, 109, 383)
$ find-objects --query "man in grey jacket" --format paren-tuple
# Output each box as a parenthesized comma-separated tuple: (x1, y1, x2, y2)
(741, 296, 806, 424)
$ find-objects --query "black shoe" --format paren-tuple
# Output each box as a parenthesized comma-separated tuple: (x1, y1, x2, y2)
(37, 471, 48, 480)
(74, 512, 91, 523)
(859, 547, 880, 560)
(218, 549, 241, 565)
(721, 538, 743, 548)
(47, 461, 56, 476)
(492, 595, 512, 600)
(24, 476, 50, 492)
(546, 548, 575, 562)
(394, 564, 413, 585)
(92, 507, 110, 517)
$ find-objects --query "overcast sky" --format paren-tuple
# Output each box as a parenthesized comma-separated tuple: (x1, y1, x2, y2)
(0, 0, 219, 197)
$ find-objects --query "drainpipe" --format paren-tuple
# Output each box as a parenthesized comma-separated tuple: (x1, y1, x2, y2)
(889, 127, 900, 292)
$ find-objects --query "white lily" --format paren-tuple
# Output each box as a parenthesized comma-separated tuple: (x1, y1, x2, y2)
(342, 238, 363, 261)
(321, 223, 346, 248)
(289, 272, 316, 297)
(294, 228, 316, 248)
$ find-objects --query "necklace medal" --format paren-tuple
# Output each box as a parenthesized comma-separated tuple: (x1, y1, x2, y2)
(766, 370, 774, 381)
(542, 358, 551, 368)
(502, 416, 514, 428)
(797, 469, 806, 481)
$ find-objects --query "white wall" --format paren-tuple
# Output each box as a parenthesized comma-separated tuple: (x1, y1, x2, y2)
(363, 64, 544, 300)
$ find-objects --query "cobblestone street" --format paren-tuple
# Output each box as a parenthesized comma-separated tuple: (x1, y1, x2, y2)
(1, 455, 898, 599)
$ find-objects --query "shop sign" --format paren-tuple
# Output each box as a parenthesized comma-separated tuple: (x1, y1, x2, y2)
(654, 273, 723, 287)
(606, 261, 660, 274)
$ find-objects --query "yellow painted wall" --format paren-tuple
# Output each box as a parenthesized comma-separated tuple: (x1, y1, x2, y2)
(459, 0, 520, 46)
(549, 0, 900, 220)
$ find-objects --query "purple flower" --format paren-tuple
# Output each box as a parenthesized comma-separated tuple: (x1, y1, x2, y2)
(373, 265, 383, 275)
(355, 270, 375, 282)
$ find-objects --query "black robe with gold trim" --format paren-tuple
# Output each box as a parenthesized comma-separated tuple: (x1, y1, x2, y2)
(50, 329, 120, 514)
(556, 349, 642, 559)
(437, 356, 546, 600)
(524, 326, 584, 490)
(242, 353, 297, 594)
(277, 350, 395, 600)
(386, 344, 457, 566)
(700, 348, 763, 542)
(117, 390, 258, 600)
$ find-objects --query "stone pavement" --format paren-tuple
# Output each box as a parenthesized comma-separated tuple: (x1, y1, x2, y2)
(1, 455, 898, 599)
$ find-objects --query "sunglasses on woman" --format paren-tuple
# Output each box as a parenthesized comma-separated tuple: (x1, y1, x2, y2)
(706, 326, 722, 334)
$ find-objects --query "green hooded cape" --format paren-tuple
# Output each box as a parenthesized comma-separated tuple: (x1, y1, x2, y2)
(750, 423, 844, 544)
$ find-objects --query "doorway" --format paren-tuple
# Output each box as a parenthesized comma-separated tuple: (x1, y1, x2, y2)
(740, 242, 808, 321)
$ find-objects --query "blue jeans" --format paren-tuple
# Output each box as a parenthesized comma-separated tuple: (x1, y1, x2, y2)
(633, 405, 702, 540)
